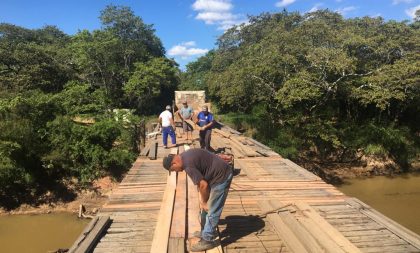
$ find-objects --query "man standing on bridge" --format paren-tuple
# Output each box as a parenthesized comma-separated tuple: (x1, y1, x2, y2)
(195, 105, 214, 151)
(159, 105, 176, 149)
(177, 100, 194, 141)
(163, 148, 233, 251)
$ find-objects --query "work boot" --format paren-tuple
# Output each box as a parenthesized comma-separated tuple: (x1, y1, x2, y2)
(192, 231, 201, 238)
(190, 239, 219, 251)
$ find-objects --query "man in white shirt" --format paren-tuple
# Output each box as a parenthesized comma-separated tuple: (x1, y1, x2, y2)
(159, 105, 176, 148)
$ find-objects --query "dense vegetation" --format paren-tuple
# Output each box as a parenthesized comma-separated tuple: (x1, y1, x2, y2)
(0, 6, 179, 208)
(1, 6, 419, 208)
(182, 10, 419, 173)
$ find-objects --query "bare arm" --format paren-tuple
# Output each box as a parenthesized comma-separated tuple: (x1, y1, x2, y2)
(198, 179, 209, 204)
(202, 120, 214, 130)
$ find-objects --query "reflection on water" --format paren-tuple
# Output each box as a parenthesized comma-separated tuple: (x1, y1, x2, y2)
(338, 173, 420, 235)
(0, 213, 89, 253)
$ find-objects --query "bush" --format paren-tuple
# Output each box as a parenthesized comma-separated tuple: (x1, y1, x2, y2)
(46, 116, 136, 183)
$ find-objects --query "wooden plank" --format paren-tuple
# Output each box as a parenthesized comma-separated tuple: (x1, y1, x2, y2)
(148, 141, 158, 160)
(236, 160, 271, 180)
(69, 216, 111, 253)
(258, 200, 309, 253)
(185, 119, 200, 130)
(184, 144, 205, 253)
(150, 173, 177, 253)
(140, 142, 151, 156)
(281, 159, 321, 181)
(346, 198, 420, 250)
(168, 238, 186, 253)
(187, 171, 201, 239)
(294, 201, 362, 253)
(230, 137, 260, 157)
(213, 128, 232, 138)
(169, 171, 187, 252)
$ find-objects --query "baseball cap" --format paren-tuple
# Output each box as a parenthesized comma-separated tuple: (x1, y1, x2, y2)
(163, 154, 175, 171)
(165, 105, 171, 110)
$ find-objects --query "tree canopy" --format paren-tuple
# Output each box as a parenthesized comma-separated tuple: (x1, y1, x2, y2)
(183, 10, 419, 169)
(0, 5, 179, 209)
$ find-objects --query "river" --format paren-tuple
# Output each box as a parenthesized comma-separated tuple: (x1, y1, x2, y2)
(338, 172, 420, 235)
(1, 174, 419, 252)
(0, 212, 89, 253)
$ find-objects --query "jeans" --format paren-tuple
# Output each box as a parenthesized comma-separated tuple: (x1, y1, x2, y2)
(202, 172, 233, 241)
(162, 126, 176, 146)
(199, 129, 212, 150)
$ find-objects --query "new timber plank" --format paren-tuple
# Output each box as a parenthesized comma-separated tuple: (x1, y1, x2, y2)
(258, 200, 309, 253)
(169, 171, 187, 252)
(150, 172, 177, 253)
(293, 201, 361, 253)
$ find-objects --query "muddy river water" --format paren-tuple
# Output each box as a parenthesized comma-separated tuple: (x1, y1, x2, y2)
(338, 172, 420, 235)
(1, 173, 419, 252)
(0, 212, 88, 253)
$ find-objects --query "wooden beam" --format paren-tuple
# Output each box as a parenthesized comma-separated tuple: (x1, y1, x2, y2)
(169, 171, 187, 252)
(346, 198, 420, 250)
(294, 201, 361, 253)
(258, 200, 309, 253)
(68, 216, 111, 253)
(140, 142, 151, 156)
(185, 119, 200, 130)
(150, 173, 177, 253)
(148, 141, 158, 160)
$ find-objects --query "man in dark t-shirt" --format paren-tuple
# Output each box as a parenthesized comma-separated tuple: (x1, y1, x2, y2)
(163, 148, 233, 251)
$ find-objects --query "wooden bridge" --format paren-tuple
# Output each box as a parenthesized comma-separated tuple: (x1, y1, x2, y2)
(69, 124, 420, 253)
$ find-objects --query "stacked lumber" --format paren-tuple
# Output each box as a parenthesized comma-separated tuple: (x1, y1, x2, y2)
(212, 128, 279, 158)
(258, 200, 361, 253)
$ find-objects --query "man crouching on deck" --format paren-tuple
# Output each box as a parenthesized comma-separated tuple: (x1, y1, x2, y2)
(163, 148, 233, 251)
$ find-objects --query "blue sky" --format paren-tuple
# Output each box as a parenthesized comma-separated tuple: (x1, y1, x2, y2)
(1, 0, 419, 69)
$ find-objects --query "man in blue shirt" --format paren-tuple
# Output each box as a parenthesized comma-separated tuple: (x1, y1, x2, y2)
(195, 105, 214, 150)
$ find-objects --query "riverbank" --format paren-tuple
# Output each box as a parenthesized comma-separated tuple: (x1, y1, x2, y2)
(0, 176, 117, 216)
(1, 156, 418, 214)
(298, 155, 420, 184)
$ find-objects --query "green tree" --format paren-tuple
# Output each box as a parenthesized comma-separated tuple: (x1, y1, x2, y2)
(124, 57, 179, 113)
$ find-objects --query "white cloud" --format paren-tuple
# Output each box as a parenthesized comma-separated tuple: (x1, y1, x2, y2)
(192, 0, 232, 12)
(405, 4, 420, 18)
(275, 0, 297, 8)
(168, 42, 209, 59)
(307, 3, 323, 13)
(335, 6, 357, 15)
(191, 0, 246, 30)
(182, 41, 196, 47)
(196, 12, 238, 24)
(393, 0, 414, 5)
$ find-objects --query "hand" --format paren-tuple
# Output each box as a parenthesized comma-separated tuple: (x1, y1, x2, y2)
(200, 201, 208, 211)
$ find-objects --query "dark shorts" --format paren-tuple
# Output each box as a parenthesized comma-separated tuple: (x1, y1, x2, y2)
(182, 121, 193, 132)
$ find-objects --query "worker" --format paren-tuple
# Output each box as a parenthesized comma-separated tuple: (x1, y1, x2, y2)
(158, 105, 176, 148)
(195, 105, 214, 150)
(162, 148, 233, 251)
(177, 100, 194, 141)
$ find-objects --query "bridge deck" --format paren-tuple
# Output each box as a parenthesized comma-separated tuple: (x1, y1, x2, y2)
(74, 125, 420, 253)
